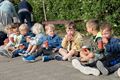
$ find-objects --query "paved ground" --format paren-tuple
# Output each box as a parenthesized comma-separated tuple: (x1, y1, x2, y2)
(0, 56, 119, 80)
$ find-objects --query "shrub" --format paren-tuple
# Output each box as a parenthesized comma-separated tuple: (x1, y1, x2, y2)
(14, 0, 120, 36)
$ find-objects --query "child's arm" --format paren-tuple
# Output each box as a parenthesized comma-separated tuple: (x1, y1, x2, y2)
(105, 42, 120, 54)
(80, 50, 94, 62)
(72, 33, 83, 52)
(61, 35, 68, 48)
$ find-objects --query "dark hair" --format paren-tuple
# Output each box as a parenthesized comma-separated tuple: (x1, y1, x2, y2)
(65, 22, 76, 29)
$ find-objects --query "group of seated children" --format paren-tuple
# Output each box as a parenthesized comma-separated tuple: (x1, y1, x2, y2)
(72, 19, 120, 77)
(0, 19, 120, 77)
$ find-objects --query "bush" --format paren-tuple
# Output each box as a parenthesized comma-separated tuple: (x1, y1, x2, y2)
(14, 0, 120, 36)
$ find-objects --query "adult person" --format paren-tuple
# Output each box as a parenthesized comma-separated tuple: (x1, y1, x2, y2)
(18, 0, 33, 29)
(0, 0, 18, 26)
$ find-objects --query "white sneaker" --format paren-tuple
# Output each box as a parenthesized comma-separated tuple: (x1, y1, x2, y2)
(96, 60, 109, 75)
(117, 68, 120, 77)
(72, 59, 100, 76)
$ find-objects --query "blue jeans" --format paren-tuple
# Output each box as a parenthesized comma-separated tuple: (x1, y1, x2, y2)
(32, 48, 58, 59)
(12, 49, 25, 58)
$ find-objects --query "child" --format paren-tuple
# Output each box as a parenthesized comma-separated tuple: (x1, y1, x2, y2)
(0, 23, 22, 57)
(72, 19, 103, 76)
(22, 24, 62, 62)
(79, 19, 104, 63)
(12, 23, 35, 58)
(56, 22, 83, 61)
(96, 23, 120, 75)
(4, 24, 15, 48)
(19, 23, 45, 56)
(9, 23, 22, 48)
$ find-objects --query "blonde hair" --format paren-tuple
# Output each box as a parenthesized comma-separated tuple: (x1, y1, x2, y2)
(19, 24, 29, 31)
(86, 19, 100, 31)
(31, 23, 44, 34)
(45, 24, 55, 31)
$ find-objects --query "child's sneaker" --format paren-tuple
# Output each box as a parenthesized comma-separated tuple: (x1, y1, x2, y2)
(42, 56, 51, 62)
(22, 55, 35, 62)
(117, 68, 120, 77)
(96, 60, 109, 75)
(0, 49, 12, 58)
(54, 54, 63, 61)
(19, 51, 26, 55)
(19, 51, 30, 57)
(72, 59, 100, 76)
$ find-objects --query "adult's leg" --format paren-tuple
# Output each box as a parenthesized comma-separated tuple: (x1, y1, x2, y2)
(18, 12, 25, 24)
(24, 12, 32, 29)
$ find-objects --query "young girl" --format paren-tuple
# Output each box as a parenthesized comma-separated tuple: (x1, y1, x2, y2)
(19, 23, 45, 56)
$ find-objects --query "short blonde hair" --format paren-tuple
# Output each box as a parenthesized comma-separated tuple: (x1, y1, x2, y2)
(86, 19, 100, 31)
(45, 24, 55, 31)
(19, 24, 29, 31)
(31, 23, 44, 34)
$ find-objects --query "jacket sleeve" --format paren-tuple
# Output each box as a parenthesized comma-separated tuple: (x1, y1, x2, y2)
(56, 36, 62, 49)
(72, 34, 83, 51)
(105, 42, 120, 54)
(61, 35, 68, 48)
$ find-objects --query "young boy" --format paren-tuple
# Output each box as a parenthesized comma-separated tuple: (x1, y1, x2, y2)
(0, 23, 22, 58)
(22, 24, 62, 62)
(96, 23, 120, 75)
(80, 19, 104, 63)
(72, 19, 103, 76)
(55, 22, 83, 61)
(12, 24, 35, 58)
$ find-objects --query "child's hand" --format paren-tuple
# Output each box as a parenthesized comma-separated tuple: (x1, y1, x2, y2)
(52, 48, 58, 53)
(66, 35, 73, 41)
(9, 37, 14, 43)
(4, 38, 9, 45)
(102, 37, 108, 45)
(42, 41, 48, 49)
(81, 48, 90, 55)
(18, 44, 25, 49)
(26, 36, 31, 42)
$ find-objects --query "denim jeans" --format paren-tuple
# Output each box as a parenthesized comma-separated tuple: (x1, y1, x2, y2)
(32, 48, 58, 59)
(12, 49, 25, 58)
